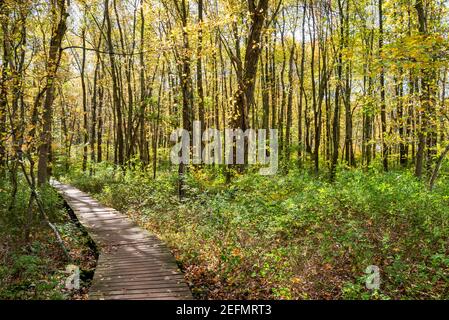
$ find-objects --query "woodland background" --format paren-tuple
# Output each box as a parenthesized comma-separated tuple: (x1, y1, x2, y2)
(1, 0, 449, 299)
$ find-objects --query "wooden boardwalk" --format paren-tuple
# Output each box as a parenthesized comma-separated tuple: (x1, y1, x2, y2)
(52, 180, 192, 300)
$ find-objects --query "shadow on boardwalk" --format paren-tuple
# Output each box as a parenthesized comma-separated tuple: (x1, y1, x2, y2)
(52, 180, 193, 300)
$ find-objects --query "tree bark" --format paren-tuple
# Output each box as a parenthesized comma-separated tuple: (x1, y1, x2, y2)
(105, 0, 124, 167)
(37, 0, 69, 185)
(379, 0, 388, 172)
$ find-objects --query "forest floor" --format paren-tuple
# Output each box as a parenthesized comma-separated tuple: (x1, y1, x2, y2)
(0, 181, 97, 300)
(60, 162, 449, 300)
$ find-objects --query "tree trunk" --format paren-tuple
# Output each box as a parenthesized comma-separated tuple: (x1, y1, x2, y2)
(81, 23, 88, 173)
(105, 0, 124, 167)
(37, 0, 68, 185)
(0, 2, 9, 170)
(415, 0, 436, 178)
(379, 0, 388, 172)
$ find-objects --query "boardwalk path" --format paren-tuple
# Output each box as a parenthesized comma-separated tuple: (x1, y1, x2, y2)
(52, 180, 192, 300)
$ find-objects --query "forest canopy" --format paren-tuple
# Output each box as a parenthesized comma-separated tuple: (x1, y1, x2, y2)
(1, 0, 449, 300)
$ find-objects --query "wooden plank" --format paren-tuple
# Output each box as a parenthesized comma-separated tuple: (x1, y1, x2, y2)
(92, 282, 190, 291)
(93, 274, 185, 282)
(94, 268, 183, 276)
(92, 288, 192, 296)
(90, 292, 192, 300)
(99, 255, 173, 263)
(98, 258, 176, 267)
(95, 265, 180, 274)
(51, 180, 192, 300)
(100, 252, 175, 260)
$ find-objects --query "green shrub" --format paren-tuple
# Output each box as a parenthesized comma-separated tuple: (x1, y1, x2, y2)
(65, 163, 449, 299)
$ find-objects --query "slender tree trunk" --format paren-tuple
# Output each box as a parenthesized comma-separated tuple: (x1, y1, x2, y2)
(105, 0, 124, 167)
(331, 0, 344, 181)
(175, 0, 193, 198)
(37, 0, 68, 185)
(197, 0, 205, 131)
(97, 63, 104, 163)
(261, 34, 270, 131)
(138, 4, 148, 166)
(285, 39, 295, 164)
(415, 0, 436, 178)
(153, 66, 164, 179)
(379, 0, 388, 172)
(297, 2, 306, 167)
(396, 73, 407, 166)
(90, 49, 102, 175)
(0, 3, 9, 170)
(429, 144, 449, 190)
(81, 23, 88, 173)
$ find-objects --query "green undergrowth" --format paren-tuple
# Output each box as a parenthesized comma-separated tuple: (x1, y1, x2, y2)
(62, 163, 449, 299)
(0, 175, 97, 300)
